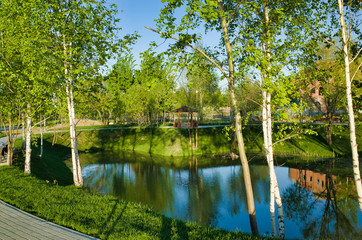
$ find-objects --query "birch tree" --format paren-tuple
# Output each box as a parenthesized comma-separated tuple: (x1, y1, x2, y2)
(0, 0, 25, 166)
(0, 0, 52, 171)
(46, 0, 133, 186)
(336, 0, 362, 212)
(149, 0, 260, 235)
(233, 1, 318, 237)
(309, 0, 362, 213)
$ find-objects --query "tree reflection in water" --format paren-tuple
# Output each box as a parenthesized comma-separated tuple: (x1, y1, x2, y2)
(226, 165, 270, 215)
(80, 152, 362, 238)
(283, 160, 361, 239)
(85, 161, 176, 213)
(185, 162, 222, 226)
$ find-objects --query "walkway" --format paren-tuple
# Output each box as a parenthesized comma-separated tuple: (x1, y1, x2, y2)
(0, 200, 97, 240)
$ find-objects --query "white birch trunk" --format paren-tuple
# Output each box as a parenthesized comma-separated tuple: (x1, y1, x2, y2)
(66, 78, 83, 187)
(338, 0, 362, 212)
(267, 93, 285, 238)
(40, 115, 43, 158)
(24, 105, 31, 175)
(262, 5, 285, 238)
(262, 90, 277, 237)
(22, 113, 25, 150)
(64, 39, 83, 187)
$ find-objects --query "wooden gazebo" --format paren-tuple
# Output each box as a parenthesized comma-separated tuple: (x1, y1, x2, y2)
(172, 106, 198, 128)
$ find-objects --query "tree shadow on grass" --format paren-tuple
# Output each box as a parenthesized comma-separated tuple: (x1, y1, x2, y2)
(160, 216, 189, 240)
(31, 138, 73, 186)
(99, 200, 128, 239)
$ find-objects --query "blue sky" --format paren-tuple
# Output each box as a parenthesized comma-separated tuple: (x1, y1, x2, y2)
(106, 0, 227, 88)
(107, 0, 175, 66)
(106, 0, 221, 67)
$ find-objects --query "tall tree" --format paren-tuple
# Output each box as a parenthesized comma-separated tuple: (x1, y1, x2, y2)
(126, 51, 175, 126)
(106, 54, 136, 123)
(149, 0, 260, 234)
(185, 48, 220, 122)
(311, 0, 362, 213)
(0, 0, 53, 170)
(233, 1, 317, 236)
(302, 55, 346, 146)
(46, 0, 131, 186)
(336, 0, 362, 212)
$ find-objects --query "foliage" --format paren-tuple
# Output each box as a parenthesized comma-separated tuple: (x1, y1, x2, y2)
(122, 51, 177, 125)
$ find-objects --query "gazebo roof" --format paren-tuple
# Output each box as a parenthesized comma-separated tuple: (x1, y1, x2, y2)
(172, 106, 198, 113)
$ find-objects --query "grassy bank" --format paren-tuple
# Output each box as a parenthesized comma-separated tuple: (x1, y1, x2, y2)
(44, 124, 362, 158)
(0, 166, 264, 240)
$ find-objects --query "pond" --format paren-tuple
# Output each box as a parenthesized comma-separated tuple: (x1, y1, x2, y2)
(77, 151, 362, 239)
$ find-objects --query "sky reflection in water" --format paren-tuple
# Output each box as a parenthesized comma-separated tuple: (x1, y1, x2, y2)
(80, 152, 362, 239)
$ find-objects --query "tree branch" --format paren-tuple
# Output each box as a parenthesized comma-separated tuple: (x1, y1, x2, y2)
(145, 26, 228, 79)
(226, 1, 244, 28)
(350, 47, 362, 64)
(31, 114, 55, 128)
(351, 60, 362, 82)
(246, 97, 263, 108)
(311, 29, 342, 52)
(272, 131, 304, 146)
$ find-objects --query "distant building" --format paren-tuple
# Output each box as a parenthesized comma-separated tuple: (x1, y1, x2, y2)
(299, 80, 327, 114)
(289, 168, 335, 195)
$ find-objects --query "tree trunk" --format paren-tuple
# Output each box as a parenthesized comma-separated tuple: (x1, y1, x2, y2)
(217, 0, 259, 235)
(52, 125, 57, 146)
(64, 39, 83, 187)
(6, 115, 13, 166)
(22, 113, 25, 150)
(24, 106, 32, 175)
(266, 92, 285, 238)
(66, 79, 83, 187)
(6, 143, 13, 166)
(187, 113, 192, 146)
(195, 127, 198, 149)
(338, 0, 362, 212)
(200, 91, 203, 122)
(40, 116, 44, 158)
(326, 120, 333, 146)
(261, 5, 285, 238)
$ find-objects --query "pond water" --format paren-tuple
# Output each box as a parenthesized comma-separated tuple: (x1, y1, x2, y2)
(78, 151, 362, 239)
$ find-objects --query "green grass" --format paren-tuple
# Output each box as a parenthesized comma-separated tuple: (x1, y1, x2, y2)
(43, 127, 233, 157)
(43, 124, 362, 159)
(0, 166, 265, 240)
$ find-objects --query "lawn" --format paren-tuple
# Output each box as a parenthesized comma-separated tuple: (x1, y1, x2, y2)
(0, 166, 265, 240)
(40, 124, 362, 159)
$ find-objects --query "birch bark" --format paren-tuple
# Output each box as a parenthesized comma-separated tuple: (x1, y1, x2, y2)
(40, 115, 43, 158)
(261, 5, 285, 238)
(24, 104, 32, 175)
(337, 0, 362, 212)
(22, 114, 25, 150)
(64, 38, 83, 187)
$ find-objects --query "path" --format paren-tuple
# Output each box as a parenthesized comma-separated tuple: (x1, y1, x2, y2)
(0, 200, 97, 240)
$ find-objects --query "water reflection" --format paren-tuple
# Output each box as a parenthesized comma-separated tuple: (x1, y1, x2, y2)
(284, 161, 362, 239)
(79, 153, 362, 239)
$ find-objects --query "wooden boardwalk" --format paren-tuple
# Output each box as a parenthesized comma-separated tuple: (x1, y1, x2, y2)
(0, 200, 97, 240)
